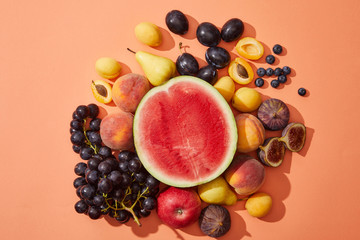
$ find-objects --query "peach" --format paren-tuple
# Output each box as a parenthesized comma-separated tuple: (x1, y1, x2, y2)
(100, 111, 134, 150)
(112, 73, 150, 113)
(224, 155, 265, 196)
(235, 113, 265, 153)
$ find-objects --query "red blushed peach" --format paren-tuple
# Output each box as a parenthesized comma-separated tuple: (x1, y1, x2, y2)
(112, 73, 150, 113)
(224, 155, 265, 196)
(100, 111, 134, 150)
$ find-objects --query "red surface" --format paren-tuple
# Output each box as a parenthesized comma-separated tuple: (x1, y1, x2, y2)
(1, 0, 360, 239)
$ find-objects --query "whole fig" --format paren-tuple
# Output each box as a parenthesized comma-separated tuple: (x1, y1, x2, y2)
(198, 204, 231, 238)
(257, 98, 290, 131)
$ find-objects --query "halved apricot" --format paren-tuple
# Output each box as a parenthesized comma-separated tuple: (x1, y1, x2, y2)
(235, 37, 264, 60)
(91, 80, 112, 104)
(228, 57, 254, 85)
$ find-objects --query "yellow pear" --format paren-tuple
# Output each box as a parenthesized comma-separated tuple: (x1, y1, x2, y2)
(131, 50, 176, 86)
(198, 176, 237, 206)
(213, 76, 235, 102)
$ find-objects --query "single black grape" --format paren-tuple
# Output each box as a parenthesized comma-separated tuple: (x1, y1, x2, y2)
(140, 208, 151, 217)
(255, 78, 264, 87)
(273, 44, 283, 54)
(266, 68, 274, 76)
(88, 157, 101, 170)
(278, 75, 287, 83)
(221, 18, 244, 42)
(70, 131, 85, 146)
(76, 186, 82, 198)
(111, 187, 124, 201)
(165, 10, 189, 35)
(80, 147, 94, 160)
(134, 171, 147, 183)
(271, 79, 280, 88)
(196, 22, 221, 47)
(88, 206, 102, 219)
(131, 182, 141, 194)
(197, 65, 218, 85)
(70, 119, 83, 130)
(93, 195, 105, 207)
(72, 144, 82, 154)
(98, 161, 112, 175)
(274, 67, 283, 76)
(88, 132, 102, 146)
(72, 111, 82, 121)
(84, 168, 91, 176)
(70, 128, 76, 134)
(99, 146, 112, 158)
(283, 66, 291, 75)
(85, 170, 100, 185)
(74, 162, 87, 176)
(257, 68, 266, 77)
(143, 197, 157, 211)
(80, 184, 96, 199)
(89, 118, 101, 131)
(266, 55, 275, 64)
(115, 210, 130, 223)
(73, 177, 87, 188)
(298, 88, 307, 96)
(104, 156, 118, 170)
(205, 47, 230, 69)
(128, 157, 142, 173)
(176, 53, 199, 76)
(108, 170, 122, 186)
(75, 200, 88, 214)
(87, 104, 99, 118)
(145, 175, 160, 189)
(118, 150, 135, 162)
(120, 173, 132, 189)
(118, 160, 129, 173)
(98, 178, 113, 194)
(76, 105, 89, 119)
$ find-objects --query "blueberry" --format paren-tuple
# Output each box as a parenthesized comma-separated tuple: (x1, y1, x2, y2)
(266, 55, 275, 64)
(298, 88, 307, 96)
(283, 66, 291, 75)
(278, 75, 287, 83)
(256, 68, 266, 77)
(274, 67, 282, 76)
(270, 80, 280, 88)
(266, 68, 274, 76)
(255, 78, 264, 87)
(273, 44, 283, 54)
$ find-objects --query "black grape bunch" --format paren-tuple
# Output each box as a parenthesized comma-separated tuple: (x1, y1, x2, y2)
(70, 104, 159, 225)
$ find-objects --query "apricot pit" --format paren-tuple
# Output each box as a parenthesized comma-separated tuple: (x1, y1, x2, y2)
(228, 57, 254, 85)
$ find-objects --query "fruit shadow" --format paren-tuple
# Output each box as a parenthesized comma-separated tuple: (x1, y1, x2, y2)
(154, 27, 175, 51)
(242, 22, 257, 38)
(182, 14, 199, 40)
(97, 105, 109, 119)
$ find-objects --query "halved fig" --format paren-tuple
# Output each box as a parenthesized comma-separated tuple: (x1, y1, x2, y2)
(280, 122, 306, 152)
(257, 137, 285, 167)
(257, 98, 290, 131)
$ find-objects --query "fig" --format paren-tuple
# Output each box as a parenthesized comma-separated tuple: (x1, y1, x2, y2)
(257, 137, 286, 167)
(280, 122, 306, 152)
(198, 204, 231, 238)
(257, 98, 290, 131)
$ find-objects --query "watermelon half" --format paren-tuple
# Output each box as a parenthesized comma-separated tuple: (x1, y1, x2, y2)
(133, 76, 237, 187)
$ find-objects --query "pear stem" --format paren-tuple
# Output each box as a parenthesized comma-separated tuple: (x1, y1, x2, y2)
(127, 48, 136, 54)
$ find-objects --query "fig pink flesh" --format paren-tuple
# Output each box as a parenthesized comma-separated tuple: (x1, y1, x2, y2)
(137, 81, 229, 183)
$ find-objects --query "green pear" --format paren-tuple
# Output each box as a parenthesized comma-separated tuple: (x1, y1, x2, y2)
(132, 50, 176, 86)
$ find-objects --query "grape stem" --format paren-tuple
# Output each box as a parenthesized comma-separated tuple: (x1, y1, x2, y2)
(82, 118, 99, 154)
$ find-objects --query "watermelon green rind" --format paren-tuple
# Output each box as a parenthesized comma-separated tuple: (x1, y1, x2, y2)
(133, 76, 237, 188)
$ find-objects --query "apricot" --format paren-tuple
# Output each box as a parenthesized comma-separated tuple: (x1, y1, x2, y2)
(135, 22, 162, 47)
(232, 87, 262, 112)
(95, 57, 122, 79)
(245, 192, 272, 218)
(235, 37, 264, 60)
(91, 80, 113, 104)
(228, 57, 254, 85)
(112, 73, 150, 113)
(213, 76, 235, 102)
(100, 111, 134, 150)
(235, 113, 265, 153)
(224, 155, 265, 196)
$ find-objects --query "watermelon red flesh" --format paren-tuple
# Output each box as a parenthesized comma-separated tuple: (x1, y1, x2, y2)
(134, 77, 237, 187)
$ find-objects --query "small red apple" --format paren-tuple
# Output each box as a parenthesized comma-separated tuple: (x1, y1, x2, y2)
(157, 187, 202, 228)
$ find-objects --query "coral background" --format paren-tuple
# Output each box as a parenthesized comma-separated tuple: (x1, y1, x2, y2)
(1, 0, 359, 239)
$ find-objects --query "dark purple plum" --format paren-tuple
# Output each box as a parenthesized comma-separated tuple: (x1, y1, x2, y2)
(205, 47, 231, 69)
(196, 22, 221, 47)
(221, 18, 244, 42)
(176, 52, 199, 76)
(196, 65, 218, 85)
(165, 10, 189, 35)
